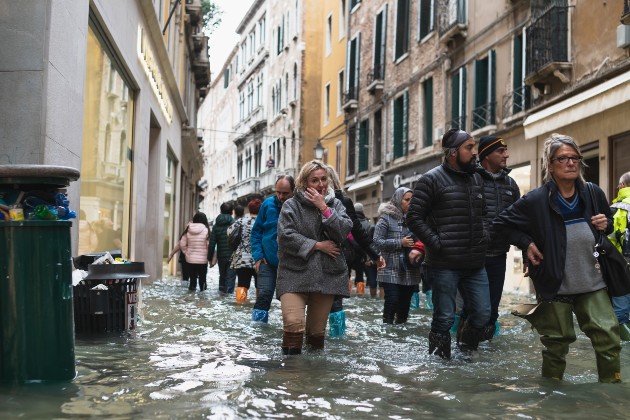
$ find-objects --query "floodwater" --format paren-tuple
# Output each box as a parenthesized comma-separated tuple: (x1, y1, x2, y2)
(2, 268, 630, 419)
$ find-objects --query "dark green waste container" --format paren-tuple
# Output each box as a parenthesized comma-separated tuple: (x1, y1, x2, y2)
(0, 165, 79, 383)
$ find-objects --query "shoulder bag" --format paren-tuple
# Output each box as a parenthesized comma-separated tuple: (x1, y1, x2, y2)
(587, 182, 630, 297)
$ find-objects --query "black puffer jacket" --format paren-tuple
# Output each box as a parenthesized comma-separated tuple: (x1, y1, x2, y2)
(493, 180, 612, 300)
(334, 190, 380, 261)
(407, 162, 487, 270)
(476, 165, 522, 256)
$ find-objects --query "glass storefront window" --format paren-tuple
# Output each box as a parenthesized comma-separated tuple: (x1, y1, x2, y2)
(78, 24, 134, 257)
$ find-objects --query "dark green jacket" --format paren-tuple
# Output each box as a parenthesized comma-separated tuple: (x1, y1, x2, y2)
(209, 213, 234, 260)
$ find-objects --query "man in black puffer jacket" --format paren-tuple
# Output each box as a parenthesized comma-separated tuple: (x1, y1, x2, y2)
(459, 135, 524, 342)
(407, 128, 490, 359)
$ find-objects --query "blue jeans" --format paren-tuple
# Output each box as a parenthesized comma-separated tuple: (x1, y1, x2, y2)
(218, 257, 236, 293)
(253, 263, 277, 311)
(612, 293, 630, 324)
(426, 266, 490, 334)
(461, 255, 506, 325)
(381, 282, 415, 323)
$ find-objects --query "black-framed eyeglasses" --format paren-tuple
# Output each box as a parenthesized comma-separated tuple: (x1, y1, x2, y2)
(551, 155, 582, 164)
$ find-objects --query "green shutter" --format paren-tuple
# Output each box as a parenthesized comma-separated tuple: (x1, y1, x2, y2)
(451, 71, 459, 127)
(424, 78, 433, 148)
(490, 50, 496, 124)
(402, 90, 409, 156)
(393, 97, 402, 158)
(359, 120, 369, 172)
(461, 67, 467, 130)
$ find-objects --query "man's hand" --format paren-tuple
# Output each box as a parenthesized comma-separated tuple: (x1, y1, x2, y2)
(255, 258, 267, 273)
(315, 240, 341, 258)
(527, 243, 543, 266)
(401, 236, 414, 247)
(408, 249, 423, 265)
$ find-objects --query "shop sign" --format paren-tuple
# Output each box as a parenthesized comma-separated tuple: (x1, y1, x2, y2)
(137, 26, 173, 124)
(383, 156, 441, 198)
(126, 291, 138, 331)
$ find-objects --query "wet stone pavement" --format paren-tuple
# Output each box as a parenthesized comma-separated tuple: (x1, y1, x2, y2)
(2, 266, 630, 419)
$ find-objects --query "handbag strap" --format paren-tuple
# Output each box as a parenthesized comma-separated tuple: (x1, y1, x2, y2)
(586, 182, 605, 245)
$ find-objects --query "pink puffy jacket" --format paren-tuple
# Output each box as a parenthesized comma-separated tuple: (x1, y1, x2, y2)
(180, 222, 209, 264)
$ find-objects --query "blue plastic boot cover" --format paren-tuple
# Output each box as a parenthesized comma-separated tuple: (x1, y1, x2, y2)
(251, 309, 269, 323)
(328, 310, 346, 337)
(450, 313, 460, 335)
(425, 290, 434, 310)
(494, 320, 500, 336)
(410, 292, 420, 309)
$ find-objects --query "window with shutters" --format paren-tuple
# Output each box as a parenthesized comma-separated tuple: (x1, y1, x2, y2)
(358, 119, 369, 172)
(394, 0, 410, 60)
(393, 91, 409, 159)
(345, 34, 360, 103)
(423, 78, 433, 148)
(373, 109, 382, 165)
(347, 125, 357, 176)
(371, 6, 387, 82)
(326, 14, 332, 56)
(418, 0, 434, 40)
(324, 83, 330, 125)
(511, 31, 530, 115)
(472, 50, 495, 130)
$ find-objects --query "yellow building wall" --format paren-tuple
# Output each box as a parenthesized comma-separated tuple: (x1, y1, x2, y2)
(317, 0, 347, 184)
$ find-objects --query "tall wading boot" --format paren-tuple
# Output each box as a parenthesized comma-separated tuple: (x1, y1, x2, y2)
(235, 287, 248, 304)
(514, 301, 575, 380)
(428, 331, 451, 359)
(251, 309, 269, 323)
(410, 292, 420, 309)
(574, 289, 622, 383)
(282, 331, 303, 355)
(328, 310, 346, 337)
(305, 333, 326, 351)
(619, 323, 630, 341)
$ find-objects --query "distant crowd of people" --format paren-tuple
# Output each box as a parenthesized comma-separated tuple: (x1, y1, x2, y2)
(167, 129, 630, 384)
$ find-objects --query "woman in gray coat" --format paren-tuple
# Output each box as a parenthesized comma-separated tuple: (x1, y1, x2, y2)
(374, 187, 423, 323)
(276, 160, 353, 355)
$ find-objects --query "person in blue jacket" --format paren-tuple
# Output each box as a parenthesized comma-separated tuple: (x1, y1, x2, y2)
(250, 175, 295, 323)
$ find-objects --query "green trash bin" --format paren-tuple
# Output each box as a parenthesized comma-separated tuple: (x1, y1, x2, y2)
(0, 165, 79, 383)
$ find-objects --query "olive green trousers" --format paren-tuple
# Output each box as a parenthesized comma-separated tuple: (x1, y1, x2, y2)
(522, 289, 621, 383)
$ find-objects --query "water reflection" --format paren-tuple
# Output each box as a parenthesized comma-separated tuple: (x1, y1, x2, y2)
(2, 268, 630, 418)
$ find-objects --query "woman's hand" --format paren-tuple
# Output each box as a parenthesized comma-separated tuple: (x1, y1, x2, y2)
(304, 187, 327, 212)
(591, 213, 608, 231)
(527, 242, 543, 266)
(376, 256, 386, 269)
(408, 249, 423, 265)
(401, 236, 414, 248)
(315, 240, 340, 258)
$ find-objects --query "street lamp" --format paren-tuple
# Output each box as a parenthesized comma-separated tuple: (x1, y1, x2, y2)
(231, 191, 238, 203)
(314, 140, 324, 160)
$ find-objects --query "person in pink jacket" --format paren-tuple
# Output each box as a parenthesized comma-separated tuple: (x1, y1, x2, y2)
(180, 212, 210, 291)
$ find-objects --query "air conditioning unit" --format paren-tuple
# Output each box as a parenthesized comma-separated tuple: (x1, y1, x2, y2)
(617, 25, 630, 49)
(434, 127, 443, 143)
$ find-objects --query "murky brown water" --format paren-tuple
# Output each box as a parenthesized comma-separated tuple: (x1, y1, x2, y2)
(2, 267, 630, 419)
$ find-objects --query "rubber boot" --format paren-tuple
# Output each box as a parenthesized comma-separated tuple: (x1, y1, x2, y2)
(517, 301, 575, 380)
(425, 290, 433, 310)
(306, 333, 325, 350)
(574, 289, 622, 383)
(251, 309, 269, 323)
(428, 331, 451, 359)
(282, 331, 303, 355)
(620, 323, 630, 341)
(235, 287, 248, 304)
(457, 321, 483, 351)
(328, 310, 346, 337)
(480, 322, 497, 343)
(356, 282, 365, 295)
(410, 292, 420, 309)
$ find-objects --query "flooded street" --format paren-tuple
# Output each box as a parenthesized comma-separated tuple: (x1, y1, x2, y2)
(2, 267, 630, 419)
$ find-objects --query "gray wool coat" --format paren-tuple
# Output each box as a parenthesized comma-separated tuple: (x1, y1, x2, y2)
(276, 189, 353, 298)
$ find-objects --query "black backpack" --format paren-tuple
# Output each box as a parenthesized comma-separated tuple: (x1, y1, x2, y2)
(227, 221, 242, 251)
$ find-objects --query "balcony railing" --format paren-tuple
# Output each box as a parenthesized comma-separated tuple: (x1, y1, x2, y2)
(472, 102, 496, 130)
(502, 85, 531, 118)
(525, 4, 569, 80)
(446, 115, 467, 132)
(622, 0, 630, 24)
(343, 85, 358, 111)
(367, 64, 385, 93)
(438, 0, 467, 42)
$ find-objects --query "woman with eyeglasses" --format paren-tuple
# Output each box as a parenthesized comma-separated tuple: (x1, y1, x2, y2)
(493, 133, 621, 383)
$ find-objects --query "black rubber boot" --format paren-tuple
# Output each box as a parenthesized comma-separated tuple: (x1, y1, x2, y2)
(282, 331, 303, 356)
(457, 322, 483, 351)
(480, 323, 497, 343)
(305, 333, 325, 351)
(428, 331, 451, 359)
